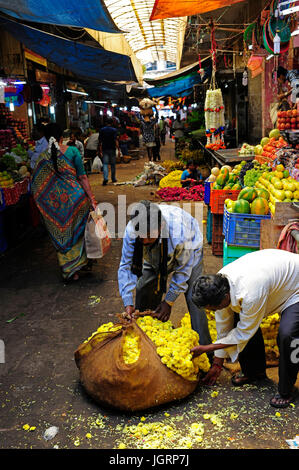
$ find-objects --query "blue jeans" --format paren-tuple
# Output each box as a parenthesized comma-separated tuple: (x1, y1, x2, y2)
(102, 149, 116, 182)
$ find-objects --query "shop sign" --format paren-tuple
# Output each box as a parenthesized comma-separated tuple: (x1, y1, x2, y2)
(35, 70, 56, 85)
(24, 48, 47, 67)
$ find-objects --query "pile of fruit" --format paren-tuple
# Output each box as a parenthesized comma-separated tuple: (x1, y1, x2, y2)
(255, 163, 299, 214)
(276, 109, 299, 131)
(255, 129, 289, 162)
(82, 313, 210, 382)
(159, 170, 183, 188)
(238, 143, 255, 156)
(156, 185, 204, 202)
(225, 186, 270, 215)
(206, 165, 242, 190)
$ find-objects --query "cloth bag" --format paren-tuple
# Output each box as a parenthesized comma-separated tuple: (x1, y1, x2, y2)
(91, 156, 103, 172)
(74, 315, 198, 412)
(84, 209, 111, 259)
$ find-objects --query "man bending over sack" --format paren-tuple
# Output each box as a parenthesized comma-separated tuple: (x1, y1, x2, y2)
(190, 249, 299, 408)
(118, 200, 212, 352)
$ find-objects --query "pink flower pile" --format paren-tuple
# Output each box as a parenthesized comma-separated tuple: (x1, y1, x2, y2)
(157, 185, 205, 201)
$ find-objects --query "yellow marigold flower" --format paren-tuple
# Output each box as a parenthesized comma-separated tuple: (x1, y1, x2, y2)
(86, 433, 92, 439)
(22, 424, 30, 431)
(118, 443, 126, 449)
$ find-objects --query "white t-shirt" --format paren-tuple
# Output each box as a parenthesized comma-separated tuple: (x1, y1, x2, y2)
(86, 133, 99, 150)
(214, 249, 299, 362)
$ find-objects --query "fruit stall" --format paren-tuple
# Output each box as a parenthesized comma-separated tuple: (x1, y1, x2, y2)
(0, 104, 36, 254)
(204, 126, 299, 263)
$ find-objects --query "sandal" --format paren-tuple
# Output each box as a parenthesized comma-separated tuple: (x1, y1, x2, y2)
(231, 371, 267, 386)
(270, 393, 293, 409)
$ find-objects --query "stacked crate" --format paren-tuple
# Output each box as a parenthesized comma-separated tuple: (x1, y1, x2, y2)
(222, 206, 271, 266)
(209, 188, 240, 256)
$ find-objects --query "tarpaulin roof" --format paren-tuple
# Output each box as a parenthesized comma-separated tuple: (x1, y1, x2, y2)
(147, 73, 203, 98)
(0, 17, 137, 83)
(144, 57, 210, 86)
(150, 0, 245, 21)
(0, 0, 120, 33)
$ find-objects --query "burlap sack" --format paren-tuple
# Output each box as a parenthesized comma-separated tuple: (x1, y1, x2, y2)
(74, 317, 198, 412)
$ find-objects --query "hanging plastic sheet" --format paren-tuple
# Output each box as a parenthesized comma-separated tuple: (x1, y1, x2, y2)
(150, 0, 244, 21)
(147, 67, 211, 98)
(0, 0, 120, 33)
(0, 17, 137, 83)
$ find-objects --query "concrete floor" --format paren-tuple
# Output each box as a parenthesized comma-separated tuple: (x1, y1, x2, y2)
(0, 136, 298, 450)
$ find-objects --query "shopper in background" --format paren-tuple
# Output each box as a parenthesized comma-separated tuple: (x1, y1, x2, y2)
(172, 114, 184, 153)
(159, 116, 167, 145)
(85, 130, 100, 163)
(98, 117, 120, 185)
(277, 66, 292, 111)
(139, 108, 158, 162)
(31, 123, 97, 282)
(67, 131, 84, 163)
(28, 124, 48, 170)
(153, 123, 161, 162)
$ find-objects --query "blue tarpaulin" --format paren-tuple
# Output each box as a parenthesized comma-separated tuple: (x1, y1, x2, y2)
(147, 74, 203, 98)
(0, 0, 120, 33)
(0, 17, 136, 82)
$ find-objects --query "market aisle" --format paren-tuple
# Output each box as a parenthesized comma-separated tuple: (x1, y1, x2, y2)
(0, 140, 298, 450)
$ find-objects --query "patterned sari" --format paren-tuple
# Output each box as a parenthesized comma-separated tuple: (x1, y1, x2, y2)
(31, 148, 90, 279)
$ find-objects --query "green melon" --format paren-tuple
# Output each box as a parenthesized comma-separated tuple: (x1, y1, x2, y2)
(238, 187, 258, 203)
(233, 199, 251, 214)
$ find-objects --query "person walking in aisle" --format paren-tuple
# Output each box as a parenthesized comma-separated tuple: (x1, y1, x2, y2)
(99, 117, 120, 185)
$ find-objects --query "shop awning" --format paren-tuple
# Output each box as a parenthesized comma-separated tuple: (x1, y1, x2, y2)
(0, 0, 120, 33)
(150, 0, 245, 21)
(0, 17, 137, 83)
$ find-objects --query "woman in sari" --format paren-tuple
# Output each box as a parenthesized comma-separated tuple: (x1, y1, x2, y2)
(31, 123, 97, 282)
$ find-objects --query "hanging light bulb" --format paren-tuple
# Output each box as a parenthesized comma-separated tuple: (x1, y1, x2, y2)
(242, 69, 248, 86)
(9, 99, 14, 112)
(274, 30, 281, 54)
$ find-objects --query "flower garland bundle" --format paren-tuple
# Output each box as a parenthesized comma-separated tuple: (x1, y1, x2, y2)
(204, 88, 225, 151)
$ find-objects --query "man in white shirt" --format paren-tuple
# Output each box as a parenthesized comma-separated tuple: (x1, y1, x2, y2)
(190, 249, 299, 408)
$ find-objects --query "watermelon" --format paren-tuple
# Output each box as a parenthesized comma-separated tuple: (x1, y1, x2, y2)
(233, 199, 251, 214)
(250, 197, 269, 215)
(255, 188, 270, 201)
(238, 187, 258, 203)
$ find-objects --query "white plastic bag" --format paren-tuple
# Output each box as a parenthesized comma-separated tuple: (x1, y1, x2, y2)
(91, 156, 103, 173)
(84, 210, 111, 259)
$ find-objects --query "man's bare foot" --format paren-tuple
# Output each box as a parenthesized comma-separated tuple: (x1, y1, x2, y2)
(270, 393, 293, 408)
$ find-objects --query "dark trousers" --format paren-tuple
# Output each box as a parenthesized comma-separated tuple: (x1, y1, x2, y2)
(161, 132, 166, 145)
(235, 301, 299, 396)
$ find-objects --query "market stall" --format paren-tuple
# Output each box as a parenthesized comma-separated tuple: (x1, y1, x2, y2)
(0, 103, 35, 254)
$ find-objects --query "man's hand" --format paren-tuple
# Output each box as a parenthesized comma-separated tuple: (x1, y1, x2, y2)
(122, 305, 135, 321)
(154, 301, 171, 322)
(201, 363, 223, 386)
(190, 345, 208, 358)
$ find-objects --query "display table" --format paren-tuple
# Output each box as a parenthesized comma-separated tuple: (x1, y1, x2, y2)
(197, 141, 254, 168)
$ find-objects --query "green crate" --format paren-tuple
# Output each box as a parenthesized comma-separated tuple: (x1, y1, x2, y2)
(223, 241, 259, 267)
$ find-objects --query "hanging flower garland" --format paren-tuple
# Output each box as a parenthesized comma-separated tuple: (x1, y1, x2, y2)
(204, 20, 226, 151)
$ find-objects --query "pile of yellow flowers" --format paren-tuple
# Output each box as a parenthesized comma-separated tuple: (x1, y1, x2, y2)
(159, 170, 183, 188)
(137, 313, 210, 380)
(206, 310, 280, 358)
(82, 313, 210, 379)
